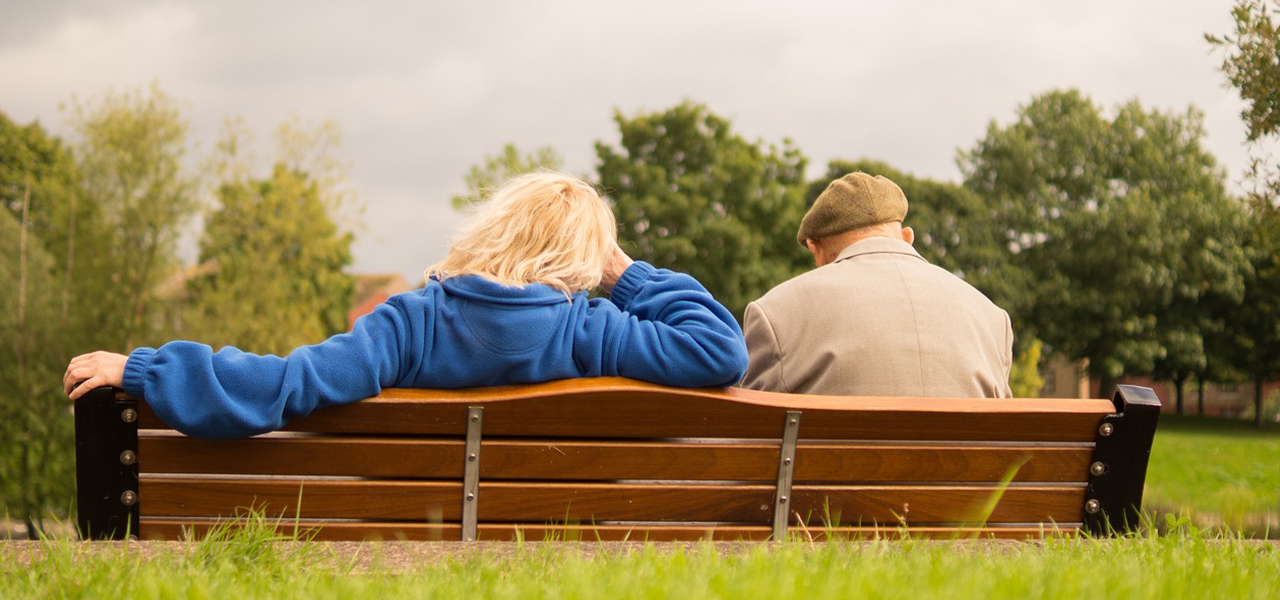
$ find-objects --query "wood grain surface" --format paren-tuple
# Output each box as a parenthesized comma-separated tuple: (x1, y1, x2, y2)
(134, 378, 1113, 442)
(138, 433, 1092, 483)
(138, 477, 1084, 524)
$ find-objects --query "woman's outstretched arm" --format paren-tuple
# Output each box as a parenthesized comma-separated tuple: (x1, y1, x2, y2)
(64, 298, 412, 439)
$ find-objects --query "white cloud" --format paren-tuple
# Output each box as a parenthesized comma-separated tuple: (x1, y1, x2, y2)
(0, 0, 1254, 280)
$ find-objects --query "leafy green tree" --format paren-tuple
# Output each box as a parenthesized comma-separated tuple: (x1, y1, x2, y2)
(0, 113, 83, 537)
(1222, 214, 1280, 425)
(596, 101, 810, 319)
(1208, 1, 1280, 146)
(960, 90, 1249, 399)
(66, 83, 198, 350)
(187, 121, 355, 356)
(1210, 1, 1280, 425)
(452, 143, 563, 209)
(1009, 338, 1046, 398)
(0, 209, 76, 538)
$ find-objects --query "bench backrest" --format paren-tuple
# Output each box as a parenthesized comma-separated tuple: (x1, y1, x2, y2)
(75, 379, 1161, 541)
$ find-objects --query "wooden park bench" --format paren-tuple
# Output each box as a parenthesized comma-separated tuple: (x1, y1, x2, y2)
(74, 378, 1161, 541)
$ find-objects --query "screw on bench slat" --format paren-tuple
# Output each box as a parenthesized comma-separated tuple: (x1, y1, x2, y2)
(461, 406, 483, 542)
(772, 410, 802, 541)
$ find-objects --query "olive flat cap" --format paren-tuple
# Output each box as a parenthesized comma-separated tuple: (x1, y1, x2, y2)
(797, 172, 908, 245)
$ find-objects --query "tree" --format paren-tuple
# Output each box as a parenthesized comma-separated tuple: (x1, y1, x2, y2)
(1207, 1, 1280, 146)
(0, 113, 83, 537)
(1222, 214, 1280, 425)
(960, 90, 1249, 399)
(1008, 339, 1046, 398)
(186, 120, 355, 356)
(452, 143, 563, 209)
(1209, 1, 1280, 425)
(596, 101, 810, 319)
(66, 83, 197, 350)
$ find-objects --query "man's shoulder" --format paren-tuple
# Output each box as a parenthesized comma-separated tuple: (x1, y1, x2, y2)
(752, 266, 833, 313)
(906, 261, 1005, 311)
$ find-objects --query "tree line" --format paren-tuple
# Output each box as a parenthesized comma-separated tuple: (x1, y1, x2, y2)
(459, 90, 1273, 421)
(1, 85, 356, 537)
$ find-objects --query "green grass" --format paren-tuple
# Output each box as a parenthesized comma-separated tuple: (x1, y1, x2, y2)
(1144, 415, 1280, 531)
(3, 525, 1278, 600)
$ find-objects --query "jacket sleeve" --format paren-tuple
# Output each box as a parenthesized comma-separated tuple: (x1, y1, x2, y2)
(740, 301, 787, 392)
(587, 261, 748, 388)
(120, 297, 411, 439)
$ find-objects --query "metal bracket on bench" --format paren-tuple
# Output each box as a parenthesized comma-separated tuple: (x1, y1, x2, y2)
(1083, 385, 1161, 536)
(75, 387, 140, 540)
(772, 410, 802, 541)
(461, 406, 483, 541)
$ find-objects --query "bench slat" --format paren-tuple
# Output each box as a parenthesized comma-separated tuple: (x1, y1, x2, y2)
(139, 478, 1084, 524)
(139, 434, 1092, 483)
(134, 378, 1113, 442)
(139, 518, 1078, 541)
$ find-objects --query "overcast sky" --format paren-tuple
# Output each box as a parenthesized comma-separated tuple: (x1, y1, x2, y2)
(0, 1, 1253, 282)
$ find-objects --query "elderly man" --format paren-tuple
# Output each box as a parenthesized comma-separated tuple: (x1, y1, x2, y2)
(741, 172, 1013, 397)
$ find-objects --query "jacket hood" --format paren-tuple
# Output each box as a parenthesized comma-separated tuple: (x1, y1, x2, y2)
(437, 275, 580, 306)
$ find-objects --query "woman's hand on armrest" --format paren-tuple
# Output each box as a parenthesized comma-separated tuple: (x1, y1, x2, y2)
(64, 351, 128, 400)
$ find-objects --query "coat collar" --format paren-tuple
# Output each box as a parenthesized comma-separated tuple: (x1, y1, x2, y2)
(832, 237, 927, 265)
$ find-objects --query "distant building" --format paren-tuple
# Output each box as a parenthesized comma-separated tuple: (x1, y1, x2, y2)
(1037, 353, 1279, 418)
(154, 264, 415, 336)
(347, 273, 414, 329)
(1037, 355, 1093, 399)
(152, 261, 220, 334)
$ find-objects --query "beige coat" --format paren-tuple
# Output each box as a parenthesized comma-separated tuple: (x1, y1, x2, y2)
(741, 237, 1013, 398)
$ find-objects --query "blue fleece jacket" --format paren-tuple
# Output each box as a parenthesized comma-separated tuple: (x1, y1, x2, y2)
(121, 261, 747, 439)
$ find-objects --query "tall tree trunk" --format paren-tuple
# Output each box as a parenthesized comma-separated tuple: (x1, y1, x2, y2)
(1174, 375, 1186, 415)
(16, 179, 30, 373)
(62, 192, 77, 328)
(1197, 378, 1206, 416)
(1095, 366, 1118, 402)
(16, 179, 37, 537)
(16, 179, 42, 541)
(1256, 375, 1266, 429)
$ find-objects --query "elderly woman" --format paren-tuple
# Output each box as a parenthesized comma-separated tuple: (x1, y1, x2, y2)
(64, 173, 747, 438)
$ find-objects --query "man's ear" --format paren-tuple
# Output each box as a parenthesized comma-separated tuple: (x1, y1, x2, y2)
(901, 226, 915, 245)
(798, 237, 829, 266)
(804, 239, 826, 267)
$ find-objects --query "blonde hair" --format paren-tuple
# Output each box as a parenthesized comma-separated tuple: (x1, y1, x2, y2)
(426, 172, 616, 294)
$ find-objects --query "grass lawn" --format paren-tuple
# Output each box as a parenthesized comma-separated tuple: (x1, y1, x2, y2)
(3, 528, 1278, 600)
(1144, 414, 1280, 532)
